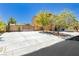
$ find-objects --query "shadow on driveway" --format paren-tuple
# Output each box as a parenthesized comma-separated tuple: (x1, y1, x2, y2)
(23, 36, 79, 56)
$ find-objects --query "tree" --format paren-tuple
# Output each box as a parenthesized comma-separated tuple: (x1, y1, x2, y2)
(52, 15, 66, 35)
(6, 17, 16, 32)
(0, 21, 6, 32)
(62, 10, 79, 32)
(33, 9, 79, 34)
(35, 10, 53, 32)
(8, 17, 16, 24)
(71, 20, 79, 31)
(52, 9, 76, 35)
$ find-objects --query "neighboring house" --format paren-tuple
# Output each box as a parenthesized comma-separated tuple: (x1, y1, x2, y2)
(6, 23, 34, 32)
(21, 24, 34, 31)
(32, 16, 41, 31)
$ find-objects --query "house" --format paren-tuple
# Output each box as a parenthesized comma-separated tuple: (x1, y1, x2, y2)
(6, 23, 34, 32)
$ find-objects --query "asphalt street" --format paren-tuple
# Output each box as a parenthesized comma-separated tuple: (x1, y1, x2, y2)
(23, 36, 79, 56)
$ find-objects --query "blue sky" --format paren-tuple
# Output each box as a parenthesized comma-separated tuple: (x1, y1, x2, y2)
(0, 3, 79, 24)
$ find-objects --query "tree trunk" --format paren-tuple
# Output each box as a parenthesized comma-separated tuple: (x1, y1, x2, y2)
(76, 28, 78, 32)
(57, 29, 60, 35)
(42, 26, 45, 32)
(43, 26, 47, 32)
(74, 26, 78, 32)
(57, 26, 60, 35)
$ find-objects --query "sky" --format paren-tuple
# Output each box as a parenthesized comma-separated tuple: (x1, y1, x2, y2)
(0, 3, 79, 24)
